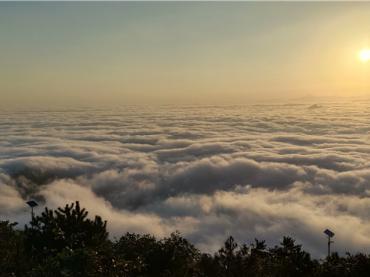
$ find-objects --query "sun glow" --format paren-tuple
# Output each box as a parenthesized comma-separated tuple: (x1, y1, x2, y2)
(359, 48, 370, 63)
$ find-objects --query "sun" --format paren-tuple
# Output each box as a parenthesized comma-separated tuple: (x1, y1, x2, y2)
(359, 48, 370, 63)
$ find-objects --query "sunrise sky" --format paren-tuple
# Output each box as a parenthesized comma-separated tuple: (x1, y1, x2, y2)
(1, 2, 369, 107)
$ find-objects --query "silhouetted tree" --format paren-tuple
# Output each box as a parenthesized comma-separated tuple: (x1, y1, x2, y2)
(215, 236, 240, 277)
(113, 232, 158, 275)
(196, 253, 220, 277)
(0, 221, 26, 276)
(160, 231, 200, 276)
(270, 236, 317, 277)
(24, 201, 112, 276)
(114, 231, 199, 277)
(2, 202, 370, 276)
(244, 239, 271, 276)
(346, 253, 370, 276)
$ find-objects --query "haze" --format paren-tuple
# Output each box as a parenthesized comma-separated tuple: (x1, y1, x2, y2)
(1, 2, 369, 108)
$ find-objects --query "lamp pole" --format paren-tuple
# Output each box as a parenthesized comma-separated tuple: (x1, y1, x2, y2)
(327, 236, 333, 257)
(323, 229, 335, 258)
(26, 200, 38, 222)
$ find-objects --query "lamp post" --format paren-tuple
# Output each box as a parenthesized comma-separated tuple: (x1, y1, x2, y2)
(26, 200, 38, 258)
(324, 229, 335, 258)
(26, 200, 38, 221)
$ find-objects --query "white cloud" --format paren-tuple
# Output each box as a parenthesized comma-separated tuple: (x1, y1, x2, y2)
(2, 103, 370, 257)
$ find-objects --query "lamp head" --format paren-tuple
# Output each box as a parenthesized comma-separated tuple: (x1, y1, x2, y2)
(26, 200, 38, 208)
(324, 229, 335, 238)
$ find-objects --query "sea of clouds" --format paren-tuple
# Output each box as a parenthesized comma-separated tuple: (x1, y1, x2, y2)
(2, 103, 370, 257)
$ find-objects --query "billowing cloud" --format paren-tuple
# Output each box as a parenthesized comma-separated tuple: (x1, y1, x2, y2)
(1, 103, 370, 257)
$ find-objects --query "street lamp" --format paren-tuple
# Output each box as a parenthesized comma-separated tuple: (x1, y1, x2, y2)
(26, 200, 38, 257)
(324, 229, 335, 258)
(26, 200, 38, 220)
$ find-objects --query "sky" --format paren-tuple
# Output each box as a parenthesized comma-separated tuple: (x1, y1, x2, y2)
(0, 2, 369, 107)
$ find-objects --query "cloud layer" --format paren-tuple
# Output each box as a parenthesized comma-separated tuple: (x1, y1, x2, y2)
(1, 103, 370, 257)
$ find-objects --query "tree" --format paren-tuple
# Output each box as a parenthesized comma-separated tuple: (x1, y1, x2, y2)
(215, 236, 240, 277)
(346, 253, 370, 276)
(270, 236, 317, 277)
(24, 201, 113, 276)
(159, 231, 200, 277)
(0, 221, 25, 276)
(243, 239, 271, 276)
(196, 253, 220, 277)
(114, 231, 199, 277)
(3, 201, 370, 276)
(113, 232, 159, 275)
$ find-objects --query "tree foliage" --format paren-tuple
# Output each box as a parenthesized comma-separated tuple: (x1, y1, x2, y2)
(1, 202, 370, 276)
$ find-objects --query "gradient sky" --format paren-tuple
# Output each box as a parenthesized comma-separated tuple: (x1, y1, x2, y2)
(1, 2, 369, 107)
